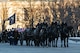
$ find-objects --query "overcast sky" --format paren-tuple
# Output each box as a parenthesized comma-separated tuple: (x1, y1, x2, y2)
(0, 0, 61, 2)
(0, 0, 8, 2)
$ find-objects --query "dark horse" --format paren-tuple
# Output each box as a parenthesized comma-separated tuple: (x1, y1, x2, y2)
(39, 27, 47, 47)
(24, 28, 35, 46)
(60, 25, 69, 47)
(33, 27, 41, 46)
(67, 26, 73, 37)
(24, 27, 41, 46)
(47, 26, 59, 47)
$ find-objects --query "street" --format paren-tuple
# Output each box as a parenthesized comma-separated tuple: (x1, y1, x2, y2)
(0, 40, 80, 53)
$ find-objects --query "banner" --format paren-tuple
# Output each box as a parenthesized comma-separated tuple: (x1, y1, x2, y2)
(8, 14, 15, 25)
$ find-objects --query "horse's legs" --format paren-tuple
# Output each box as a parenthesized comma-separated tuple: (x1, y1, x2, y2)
(34, 39, 36, 46)
(64, 38, 66, 47)
(39, 37, 42, 46)
(67, 37, 69, 47)
(30, 40, 33, 46)
(47, 38, 49, 47)
(28, 38, 31, 46)
(52, 39, 55, 47)
(43, 38, 45, 47)
(61, 38, 63, 47)
(25, 39, 28, 46)
(27, 40, 29, 46)
(20, 39, 23, 46)
(37, 39, 40, 47)
(45, 37, 48, 46)
(52, 40, 53, 47)
(48, 38, 51, 47)
(35, 36, 39, 47)
(48, 36, 51, 47)
(56, 38, 58, 47)
(40, 37, 44, 47)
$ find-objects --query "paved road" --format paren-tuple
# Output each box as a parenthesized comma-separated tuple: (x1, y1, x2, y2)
(0, 40, 80, 53)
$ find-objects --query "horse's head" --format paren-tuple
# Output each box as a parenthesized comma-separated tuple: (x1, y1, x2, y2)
(40, 28, 46, 35)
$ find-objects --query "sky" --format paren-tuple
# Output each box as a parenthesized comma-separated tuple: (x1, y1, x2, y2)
(0, 0, 7, 2)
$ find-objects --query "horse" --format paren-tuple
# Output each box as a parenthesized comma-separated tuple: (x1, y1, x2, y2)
(19, 32, 24, 46)
(24, 28, 34, 46)
(47, 22, 60, 47)
(67, 26, 73, 37)
(47, 26, 59, 47)
(60, 26, 69, 47)
(47, 26, 53, 47)
(24, 27, 41, 46)
(39, 27, 47, 47)
(33, 27, 41, 46)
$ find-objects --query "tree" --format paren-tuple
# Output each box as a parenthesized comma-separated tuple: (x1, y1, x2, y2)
(24, 8, 29, 21)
